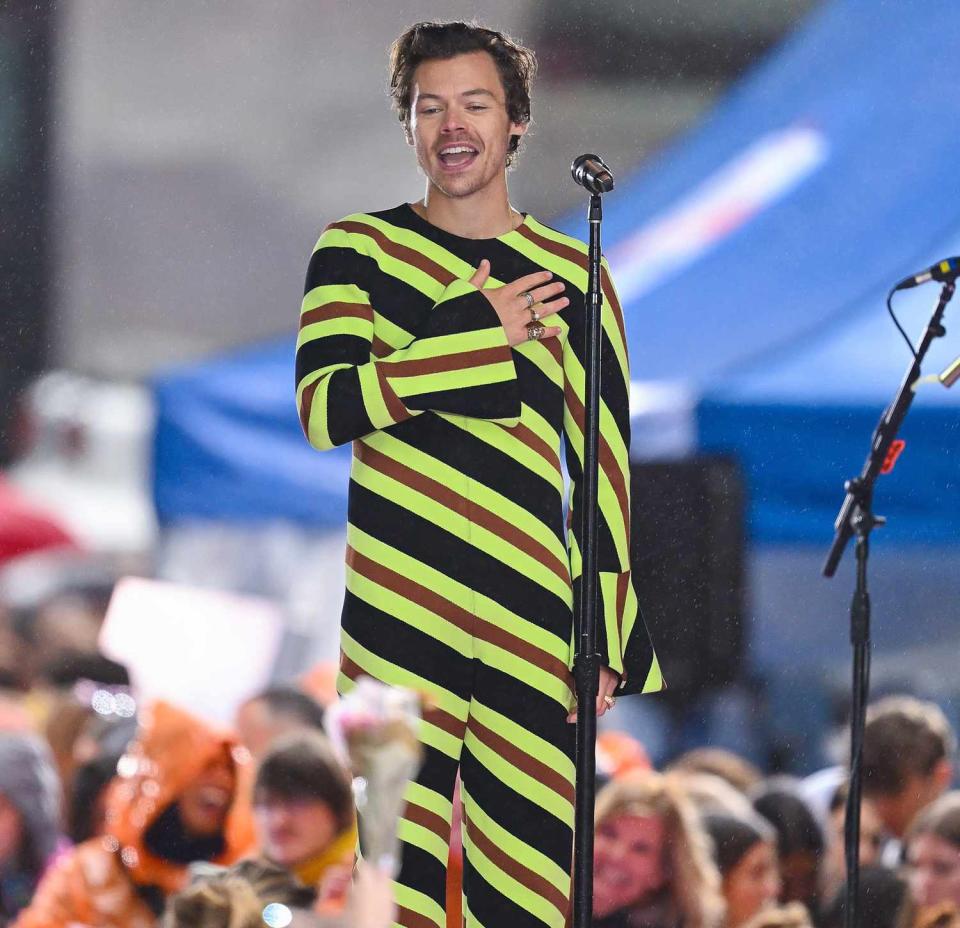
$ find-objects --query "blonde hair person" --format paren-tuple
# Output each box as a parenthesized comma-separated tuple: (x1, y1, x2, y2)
(594, 771, 725, 928)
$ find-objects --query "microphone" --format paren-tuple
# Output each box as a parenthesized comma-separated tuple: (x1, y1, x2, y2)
(571, 154, 614, 194)
(893, 257, 960, 291)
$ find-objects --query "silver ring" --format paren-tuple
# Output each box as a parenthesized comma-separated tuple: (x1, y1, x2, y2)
(523, 291, 535, 309)
(526, 322, 545, 342)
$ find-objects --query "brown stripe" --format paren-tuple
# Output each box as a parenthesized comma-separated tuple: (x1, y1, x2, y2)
(396, 905, 439, 928)
(329, 219, 456, 288)
(339, 647, 466, 741)
(403, 800, 450, 843)
(384, 344, 509, 378)
(511, 422, 561, 476)
(563, 387, 630, 537)
(463, 808, 570, 916)
(355, 443, 570, 584)
(299, 300, 372, 328)
(543, 334, 563, 367)
(370, 335, 393, 358)
(298, 380, 320, 437)
(467, 716, 575, 807)
(348, 546, 572, 686)
(374, 363, 409, 423)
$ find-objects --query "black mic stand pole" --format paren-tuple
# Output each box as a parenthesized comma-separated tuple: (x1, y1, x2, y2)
(823, 279, 955, 928)
(572, 189, 605, 928)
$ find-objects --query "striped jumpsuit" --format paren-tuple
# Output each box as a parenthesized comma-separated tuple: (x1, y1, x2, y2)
(295, 204, 663, 928)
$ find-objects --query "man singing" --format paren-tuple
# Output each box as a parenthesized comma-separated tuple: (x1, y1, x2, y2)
(295, 20, 662, 928)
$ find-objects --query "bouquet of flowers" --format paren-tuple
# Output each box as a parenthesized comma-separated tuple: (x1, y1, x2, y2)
(325, 677, 424, 875)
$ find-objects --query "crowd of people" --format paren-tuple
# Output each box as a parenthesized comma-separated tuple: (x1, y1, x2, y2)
(1, 574, 959, 927)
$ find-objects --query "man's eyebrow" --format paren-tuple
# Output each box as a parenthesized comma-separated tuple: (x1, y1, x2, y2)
(415, 89, 498, 102)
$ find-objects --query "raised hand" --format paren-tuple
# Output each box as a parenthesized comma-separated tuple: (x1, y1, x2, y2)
(468, 259, 569, 347)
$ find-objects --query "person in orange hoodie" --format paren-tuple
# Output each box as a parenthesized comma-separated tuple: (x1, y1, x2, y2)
(14, 700, 255, 928)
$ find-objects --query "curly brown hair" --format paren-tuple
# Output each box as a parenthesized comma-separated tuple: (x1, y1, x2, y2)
(388, 20, 537, 166)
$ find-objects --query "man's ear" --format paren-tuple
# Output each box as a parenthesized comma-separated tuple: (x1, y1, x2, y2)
(933, 758, 953, 793)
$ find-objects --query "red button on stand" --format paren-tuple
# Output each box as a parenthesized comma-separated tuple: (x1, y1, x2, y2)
(880, 439, 906, 474)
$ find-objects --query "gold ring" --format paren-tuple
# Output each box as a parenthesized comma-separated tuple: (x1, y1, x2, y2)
(523, 291, 535, 309)
(603, 694, 616, 708)
(525, 322, 545, 341)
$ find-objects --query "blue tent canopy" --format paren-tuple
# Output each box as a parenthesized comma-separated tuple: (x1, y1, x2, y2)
(153, 0, 960, 541)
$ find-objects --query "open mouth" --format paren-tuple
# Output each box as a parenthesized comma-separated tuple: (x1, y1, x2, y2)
(437, 143, 479, 171)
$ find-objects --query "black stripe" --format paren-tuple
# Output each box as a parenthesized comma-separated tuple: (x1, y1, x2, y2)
(295, 333, 370, 387)
(463, 863, 566, 928)
(342, 591, 474, 700)
(460, 742, 573, 883)
(347, 482, 572, 643)
(395, 842, 449, 910)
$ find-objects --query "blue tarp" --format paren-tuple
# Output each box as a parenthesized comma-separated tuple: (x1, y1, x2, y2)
(153, 0, 960, 541)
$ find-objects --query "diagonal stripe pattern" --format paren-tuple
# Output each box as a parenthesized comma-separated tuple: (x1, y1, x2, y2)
(297, 204, 663, 927)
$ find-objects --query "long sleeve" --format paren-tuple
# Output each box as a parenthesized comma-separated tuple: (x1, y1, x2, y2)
(562, 260, 663, 696)
(296, 223, 521, 451)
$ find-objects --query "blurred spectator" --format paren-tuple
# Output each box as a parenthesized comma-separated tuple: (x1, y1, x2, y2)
(820, 777, 884, 903)
(0, 734, 63, 923)
(67, 752, 121, 843)
(819, 865, 906, 928)
(675, 771, 755, 819)
(740, 902, 812, 928)
(704, 810, 781, 928)
(15, 700, 255, 927)
(593, 771, 724, 928)
(252, 732, 356, 891)
(235, 685, 326, 759)
(668, 748, 763, 795)
(862, 696, 955, 846)
(751, 779, 824, 916)
(899, 792, 960, 928)
(596, 731, 653, 787)
(164, 858, 314, 928)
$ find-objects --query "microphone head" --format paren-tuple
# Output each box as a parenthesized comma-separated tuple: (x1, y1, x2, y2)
(571, 153, 614, 194)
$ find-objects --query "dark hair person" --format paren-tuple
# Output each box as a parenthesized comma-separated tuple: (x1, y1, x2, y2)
(705, 811, 782, 928)
(593, 772, 724, 928)
(295, 14, 661, 928)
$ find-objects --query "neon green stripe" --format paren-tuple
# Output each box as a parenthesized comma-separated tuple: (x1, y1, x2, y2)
(463, 896, 487, 928)
(599, 572, 624, 675)
(393, 359, 516, 398)
(357, 363, 404, 430)
(405, 781, 453, 824)
(475, 643, 572, 708)
(348, 524, 572, 666)
(643, 653, 664, 693)
(462, 826, 563, 927)
(373, 432, 568, 568)
(504, 221, 588, 291)
(350, 461, 572, 604)
(301, 282, 370, 314)
(397, 818, 448, 865)
(441, 414, 564, 497)
(305, 376, 334, 450)
(460, 784, 570, 896)
(346, 568, 474, 658)
(469, 699, 575, 786)
(463, 730, 573, 826)
(372, 310, 414, 351)
(385, 326, 507, 364)
(339, 630, 469, 722)
(296, 315, 371, 351)
(391, 882, 446, 928)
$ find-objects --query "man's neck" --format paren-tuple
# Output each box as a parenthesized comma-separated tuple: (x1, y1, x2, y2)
(416, 181, 521, 239)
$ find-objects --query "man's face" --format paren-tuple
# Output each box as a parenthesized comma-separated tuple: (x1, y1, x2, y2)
(254, 791, 339, 869)
(408, 50, 526, 201)
(872, 773, 944, 839)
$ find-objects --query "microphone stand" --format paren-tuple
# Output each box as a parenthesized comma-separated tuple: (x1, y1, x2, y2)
(823, 280, 955, 928)
(572, 190, 605, 928)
